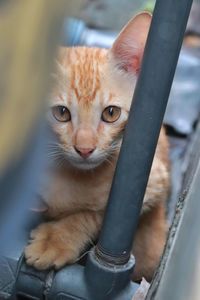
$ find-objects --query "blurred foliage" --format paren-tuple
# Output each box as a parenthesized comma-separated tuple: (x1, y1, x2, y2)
(143, 0, 156, 13)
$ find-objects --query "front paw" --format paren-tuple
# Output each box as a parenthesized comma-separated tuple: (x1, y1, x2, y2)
(25, 223, 78, 270)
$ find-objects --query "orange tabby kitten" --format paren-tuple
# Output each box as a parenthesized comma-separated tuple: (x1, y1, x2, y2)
(25, 12, 170, 281)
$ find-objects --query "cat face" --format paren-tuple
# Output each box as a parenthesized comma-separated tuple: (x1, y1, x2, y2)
(48, 13, 151, 170)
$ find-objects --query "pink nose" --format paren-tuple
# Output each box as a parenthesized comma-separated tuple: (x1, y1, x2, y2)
(74, 147, 95, 159)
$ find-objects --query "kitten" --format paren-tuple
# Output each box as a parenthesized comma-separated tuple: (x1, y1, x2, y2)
(25, 12, 170, 282)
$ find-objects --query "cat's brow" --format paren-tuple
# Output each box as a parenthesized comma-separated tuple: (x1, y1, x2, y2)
(70, 64, 100, 103)
(69, 48, 106, 104)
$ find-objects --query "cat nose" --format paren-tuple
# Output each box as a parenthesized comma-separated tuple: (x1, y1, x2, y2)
(74, 146, 95, 159)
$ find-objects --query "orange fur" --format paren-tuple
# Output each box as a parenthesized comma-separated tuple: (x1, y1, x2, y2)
(25, 12, 170, 281)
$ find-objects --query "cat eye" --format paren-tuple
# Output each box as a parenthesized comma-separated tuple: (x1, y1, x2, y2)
(101, 106, 121, 123)
(51, 106, 71, 122)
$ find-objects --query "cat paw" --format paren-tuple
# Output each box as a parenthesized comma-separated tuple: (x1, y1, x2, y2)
(24, 223, 78, 270)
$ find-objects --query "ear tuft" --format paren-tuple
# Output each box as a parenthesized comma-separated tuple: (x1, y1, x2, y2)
(110, 12, 152, 75)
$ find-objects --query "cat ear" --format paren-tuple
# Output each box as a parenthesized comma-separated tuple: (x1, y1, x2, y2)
(110, 12, 152, 75)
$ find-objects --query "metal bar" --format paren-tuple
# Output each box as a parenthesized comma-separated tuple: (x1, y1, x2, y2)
(97, 0, 193, 261)
(146, 122, 200, 300)
(0, 0, 67, 244)
(0, 1, 82, 298)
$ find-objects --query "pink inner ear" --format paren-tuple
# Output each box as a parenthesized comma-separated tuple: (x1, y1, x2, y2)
(113, 43, 143, 74)
(126, 55, 142, 74)
(111, 12, 151, 74)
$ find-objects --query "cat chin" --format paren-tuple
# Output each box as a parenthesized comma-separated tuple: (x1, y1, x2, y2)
(68, 159, 104, 171)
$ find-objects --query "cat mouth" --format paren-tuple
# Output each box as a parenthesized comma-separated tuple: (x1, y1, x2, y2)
(61, 148, 114, 170)
(69, 159, 104, 170)
(66, 155, 106, 170)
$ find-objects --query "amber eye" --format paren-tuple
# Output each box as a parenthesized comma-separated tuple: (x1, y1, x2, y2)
(101, 106, 121, 123)
(51, 106, 71, 122)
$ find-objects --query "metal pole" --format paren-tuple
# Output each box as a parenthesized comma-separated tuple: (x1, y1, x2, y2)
(146, 122, 200, 300)
(96, 0, 193, 263)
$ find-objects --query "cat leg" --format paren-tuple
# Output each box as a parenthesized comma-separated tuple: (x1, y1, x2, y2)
(25, 211, 102, 270)
(131, 202, 168, 282)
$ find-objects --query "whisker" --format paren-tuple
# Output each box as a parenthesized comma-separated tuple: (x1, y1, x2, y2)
(105, 157, 115, 167)
(73, 249, 94, 264)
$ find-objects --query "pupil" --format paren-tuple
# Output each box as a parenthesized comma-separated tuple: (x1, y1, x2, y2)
(60, 107, 66, 115)
(109, 107, 114, 116)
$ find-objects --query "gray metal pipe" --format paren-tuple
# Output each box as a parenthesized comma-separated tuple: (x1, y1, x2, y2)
(96, 0, 193, 262)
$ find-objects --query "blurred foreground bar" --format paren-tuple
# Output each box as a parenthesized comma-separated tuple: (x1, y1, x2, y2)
(0, 0, 81, 175)
(0, 1, 82, 297)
